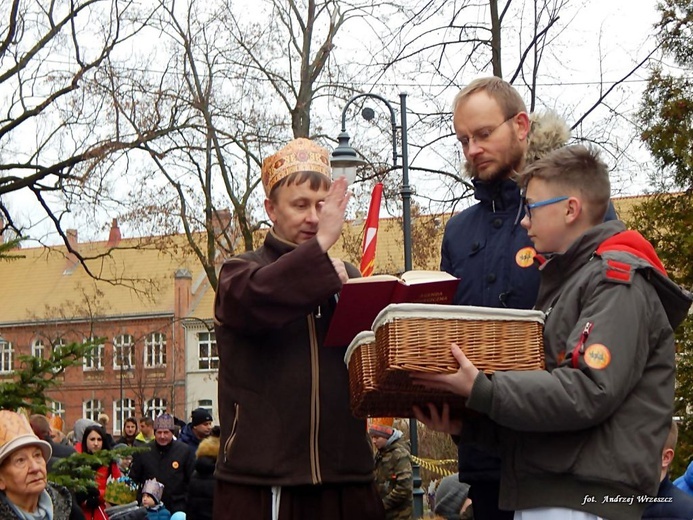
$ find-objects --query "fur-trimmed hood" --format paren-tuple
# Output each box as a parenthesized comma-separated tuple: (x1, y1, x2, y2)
(463, 110, 570, 177)
(195, 435, 219, 459)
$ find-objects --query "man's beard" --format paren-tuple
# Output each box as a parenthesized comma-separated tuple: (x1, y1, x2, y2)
(469, 137, 525, 183)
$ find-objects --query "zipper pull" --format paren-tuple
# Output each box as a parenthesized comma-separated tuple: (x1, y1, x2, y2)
(315, 305, 321, 319)
(571, 321, 593, 369)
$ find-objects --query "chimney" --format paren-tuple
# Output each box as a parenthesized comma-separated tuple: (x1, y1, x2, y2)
(107, 218, 122, 248)
(212, 208, 236, 259)
(174, 268, 193, 319)
(64, 229, 79, 274)
(212, 209, 232, 238)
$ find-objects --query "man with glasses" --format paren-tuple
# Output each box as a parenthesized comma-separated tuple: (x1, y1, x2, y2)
(439, 76, 571, 520)
(417, 145, 690, 519)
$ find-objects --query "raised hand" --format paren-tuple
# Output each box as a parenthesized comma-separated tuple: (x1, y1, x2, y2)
(316, 176, 351, 252)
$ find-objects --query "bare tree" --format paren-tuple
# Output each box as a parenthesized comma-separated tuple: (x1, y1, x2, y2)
(0, 1, 187, 265)
(94, 0, 381, 289)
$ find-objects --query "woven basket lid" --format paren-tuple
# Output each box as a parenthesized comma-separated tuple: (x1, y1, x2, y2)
(373, 303, 545, 330)
(344, 331, 376, 367)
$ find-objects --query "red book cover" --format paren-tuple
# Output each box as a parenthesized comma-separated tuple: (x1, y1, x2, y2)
(324, 271, 460, 347)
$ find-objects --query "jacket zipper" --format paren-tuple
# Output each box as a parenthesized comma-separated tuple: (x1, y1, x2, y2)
(307, 314, 322, 484)
(571, 322, 594, 369)
(224, 402, 239, 463)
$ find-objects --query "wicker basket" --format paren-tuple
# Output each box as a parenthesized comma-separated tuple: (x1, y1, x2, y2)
(373, 303, 545, 388)
(345, 331, 466, 419)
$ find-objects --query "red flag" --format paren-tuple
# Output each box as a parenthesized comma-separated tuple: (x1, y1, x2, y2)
(360, 183, 383, 277)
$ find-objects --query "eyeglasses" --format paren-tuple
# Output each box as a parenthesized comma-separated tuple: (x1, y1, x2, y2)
(458, 114, 517, 149)
(523, 196, 568, 220)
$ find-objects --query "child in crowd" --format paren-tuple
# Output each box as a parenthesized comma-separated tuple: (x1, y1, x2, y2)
(141, 479, 171, 520)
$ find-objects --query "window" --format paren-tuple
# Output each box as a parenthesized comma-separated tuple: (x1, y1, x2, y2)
(50, 338, 66, 374)
(115, 398, 136, 435)
(51, 338, 66, 357)
(198, 399, 213, 416)
(51, 401, 65, 420)
(0, 340, 13, 373)
(83, 337, 104, 371)
(113, 334, 134, 369)
(32, 339, 46, 359)
(144, 333, 166, 368)
(145, 398, 167, 420)
(198, 331, 218, 370)
(83, 399, 102, 422)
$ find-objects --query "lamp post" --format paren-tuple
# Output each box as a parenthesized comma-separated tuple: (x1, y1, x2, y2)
(331, 92, 422, 517)
(119, 351, 124, 433)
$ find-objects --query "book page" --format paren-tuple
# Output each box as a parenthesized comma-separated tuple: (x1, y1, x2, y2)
(345, 274, 399, 284)
(399, 270, 457, 285)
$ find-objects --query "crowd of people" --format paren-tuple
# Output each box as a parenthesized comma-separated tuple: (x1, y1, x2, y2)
(0, 408, 218, 520)
(3, 77, 693, 520)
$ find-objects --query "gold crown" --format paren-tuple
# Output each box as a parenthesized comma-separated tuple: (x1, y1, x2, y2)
(261, 138, 331, 196)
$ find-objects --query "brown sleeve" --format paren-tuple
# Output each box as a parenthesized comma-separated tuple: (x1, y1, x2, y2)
(215, 237, 343, 333)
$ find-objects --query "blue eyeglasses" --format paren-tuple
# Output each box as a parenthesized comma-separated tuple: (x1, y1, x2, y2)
(523, 196, 568, 220)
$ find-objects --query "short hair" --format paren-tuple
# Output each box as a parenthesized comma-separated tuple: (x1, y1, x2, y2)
(29, 414, 52, 441)
(139, 417, 154, 427)
(268, 170, 331, 202)
(520, 145, 610, 224)
(664, 419, 679, 452)
(452, 77, 527, 119)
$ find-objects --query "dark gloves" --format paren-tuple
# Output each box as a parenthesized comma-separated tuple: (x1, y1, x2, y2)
(81, 486, 100, 510)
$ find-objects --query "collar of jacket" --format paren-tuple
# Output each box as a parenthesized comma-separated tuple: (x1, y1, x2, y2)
(472, 177, 522, 212)
(541, 220, 627, 281)
(265, 228, 301, 258)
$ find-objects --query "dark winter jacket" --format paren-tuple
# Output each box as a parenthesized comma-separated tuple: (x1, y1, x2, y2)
(643, 477, 693, 519)
(442, 177, 540, 311)
(214, 230, 374, 487)
(185, 435, 217, 520)
(129, 440, 195, 514)
(178, 424, 201, 454)
(0, 484, 84, 520)
(464, 221, 692, 520)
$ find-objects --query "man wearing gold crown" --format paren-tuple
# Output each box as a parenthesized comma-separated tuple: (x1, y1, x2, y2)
(213, 138, 385, 520)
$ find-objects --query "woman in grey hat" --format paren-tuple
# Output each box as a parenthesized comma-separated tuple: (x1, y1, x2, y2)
(0, 410, 85, 520)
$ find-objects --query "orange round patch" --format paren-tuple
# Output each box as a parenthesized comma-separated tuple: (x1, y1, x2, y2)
(172, 461, 180, 469)
(584, 344, 611, 370)
(515, 247, 536, 268)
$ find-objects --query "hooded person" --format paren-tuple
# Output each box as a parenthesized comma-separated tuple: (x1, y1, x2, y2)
(185, 435, 219, 520)
(434, 473, 472, 520)
(369, 424, 413, 520)
(0, 410, 84, 520)
(178, 409, 213, 454)
(73, 419, 99, 451)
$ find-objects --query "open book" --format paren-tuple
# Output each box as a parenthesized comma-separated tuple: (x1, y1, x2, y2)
(324, 270, 460, 347)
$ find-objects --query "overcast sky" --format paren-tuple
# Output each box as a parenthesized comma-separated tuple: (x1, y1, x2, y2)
(5, 0, 664, 244)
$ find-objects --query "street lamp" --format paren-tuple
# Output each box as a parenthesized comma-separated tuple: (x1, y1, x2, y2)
(331, 92, 422, 517)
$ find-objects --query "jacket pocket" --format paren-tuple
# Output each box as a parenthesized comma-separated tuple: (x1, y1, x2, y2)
(222, 389, 284, 477)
